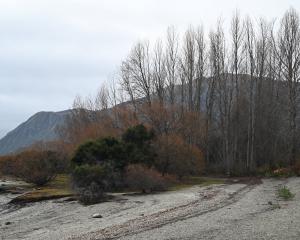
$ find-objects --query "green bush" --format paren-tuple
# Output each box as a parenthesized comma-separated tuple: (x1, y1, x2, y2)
(72, 164, 108, 188)
(78, 182, 106, 205)
(72, 164, 111, 204)
(72, 137, 127, 171)
(122, 124, 155, 166)
(122, 124, 154, 146)
(278, 186, 295, 200)
(71, 137, 128, 203)
(71, 125, 158, 202)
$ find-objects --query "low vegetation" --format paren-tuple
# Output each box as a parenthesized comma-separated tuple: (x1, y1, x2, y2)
(154, 134, 204, 178)
(71, 124, 204, 204)
(168, 177, 225, 191)
(10, 175, 73, 204)
(125, 164, 172, 193)
(1, 153, 61, 187)
(0, 150, 68, 186)
(277, 186, 295, 200)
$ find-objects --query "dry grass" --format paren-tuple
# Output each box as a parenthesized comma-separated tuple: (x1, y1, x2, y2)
(168, 177, 225, 191)
(8, 175, 225, 203)
(10, 174, 74, 204)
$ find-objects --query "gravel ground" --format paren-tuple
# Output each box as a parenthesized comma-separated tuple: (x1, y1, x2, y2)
(119, 178, 300, 240)
(1, 178, 299, 240)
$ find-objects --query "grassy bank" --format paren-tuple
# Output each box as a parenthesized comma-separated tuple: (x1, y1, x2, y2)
(8, 175, 227, 204)
(168, 177, 225, 191)
(10, 175, 74, 204)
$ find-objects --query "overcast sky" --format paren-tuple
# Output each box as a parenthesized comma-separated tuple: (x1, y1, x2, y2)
(0, 0, 299, 138)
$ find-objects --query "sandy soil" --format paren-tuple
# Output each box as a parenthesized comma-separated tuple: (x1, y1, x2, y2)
(1, 178, 299, 240)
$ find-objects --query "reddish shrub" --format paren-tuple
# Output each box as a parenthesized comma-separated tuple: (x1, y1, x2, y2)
(16, 150, 62, 186)
(125, 164, 171, 193)
(154, 134, 205, 178)
(0, 150, 65, 186)
(0, 155, 18, 176)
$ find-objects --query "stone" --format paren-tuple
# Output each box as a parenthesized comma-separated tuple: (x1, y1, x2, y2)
(92, 213, 103, 218)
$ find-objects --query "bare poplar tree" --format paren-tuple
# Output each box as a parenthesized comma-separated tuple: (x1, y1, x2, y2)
(210, 22, 233, 174)
(275, 8, 300, 164)
(181, 27, 196, 111)
(195, 26, 207, 112)
(153, 40, 166, 105)
(165, 26, 179, 105)
(244, 17, 256, 172)
(230, 10, 244, 167)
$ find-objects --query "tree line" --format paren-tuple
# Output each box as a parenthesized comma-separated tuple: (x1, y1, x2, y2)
(60, 8, 300, 176)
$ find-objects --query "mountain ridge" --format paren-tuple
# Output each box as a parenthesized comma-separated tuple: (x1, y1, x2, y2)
(0, 110, 72, 155)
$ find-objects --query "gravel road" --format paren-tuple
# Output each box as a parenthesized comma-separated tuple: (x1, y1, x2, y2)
(1, 178, 299, 240)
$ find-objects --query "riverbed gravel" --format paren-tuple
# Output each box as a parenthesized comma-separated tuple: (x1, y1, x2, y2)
(1, 178, 299, 240)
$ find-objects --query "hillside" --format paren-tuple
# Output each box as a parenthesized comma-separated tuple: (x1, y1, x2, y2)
(0, 110, 71, 155)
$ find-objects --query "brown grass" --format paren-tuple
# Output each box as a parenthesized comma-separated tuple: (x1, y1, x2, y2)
(168, 176, 225, 191)
(10, 174, 74, 204)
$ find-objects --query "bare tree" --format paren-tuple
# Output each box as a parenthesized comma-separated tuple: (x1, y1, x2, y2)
(210, 22, 233, 174)
(195, 26, 207, 112)
(165, 26, 179, 105)
(153, 40, 166, 105)
(181, 27, 196, 111)
(121, 60, 137, 110)
(244, 17, 256, 172)
(274, 8, 300, 164)
(121, 41, 153, 106)
(95, 84, 109, 110)
(230, 11, 244, 168)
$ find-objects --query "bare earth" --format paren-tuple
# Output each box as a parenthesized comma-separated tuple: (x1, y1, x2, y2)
(1, 178, 300, 240)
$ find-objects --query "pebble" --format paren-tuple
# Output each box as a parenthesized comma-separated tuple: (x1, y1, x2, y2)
(92, 213, 103, 219)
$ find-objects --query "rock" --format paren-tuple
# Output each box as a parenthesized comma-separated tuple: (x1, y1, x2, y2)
(5, 222, 12, 225)
(268, 201, 273, 205)
(92, 213, 103, 218)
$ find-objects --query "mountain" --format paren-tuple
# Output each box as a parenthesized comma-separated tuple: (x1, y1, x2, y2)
(1, 75, 297, 156)
(0, 110, 71, 156)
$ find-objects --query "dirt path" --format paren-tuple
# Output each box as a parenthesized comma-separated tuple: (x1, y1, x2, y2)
(1, 178, 299, 240)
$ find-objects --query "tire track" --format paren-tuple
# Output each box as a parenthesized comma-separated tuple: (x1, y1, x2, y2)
(69, 183, 257, 240)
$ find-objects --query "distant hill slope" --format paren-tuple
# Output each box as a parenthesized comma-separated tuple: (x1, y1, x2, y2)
(0, 110, 71, 155)
(1, 75, 297, 156)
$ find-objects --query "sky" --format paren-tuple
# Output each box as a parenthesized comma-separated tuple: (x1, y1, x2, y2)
(0, 0, 299, 138)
